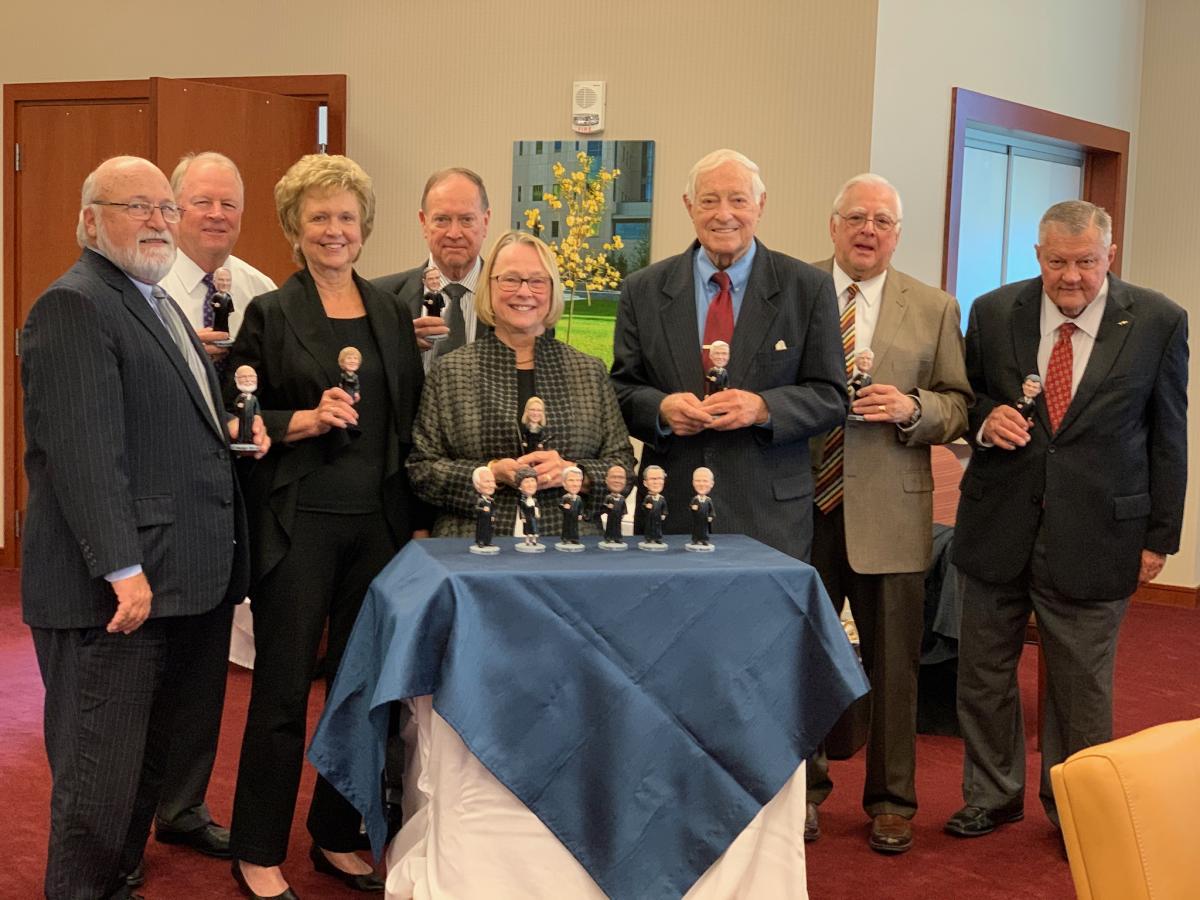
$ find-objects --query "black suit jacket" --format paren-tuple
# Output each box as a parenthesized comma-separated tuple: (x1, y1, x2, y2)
(21, 249, 249, 628)
(372, 262, 488, 339)
(610, 239, 848, 560)
(952, 274, 1188, 599)
(225, 268, 430, 592)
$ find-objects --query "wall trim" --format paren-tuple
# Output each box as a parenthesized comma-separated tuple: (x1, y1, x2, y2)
(1133, 582, 1199, 609)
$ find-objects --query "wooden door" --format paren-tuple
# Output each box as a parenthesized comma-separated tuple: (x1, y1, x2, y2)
(4, 75, 344, 566)
(150, 78, 320, 285)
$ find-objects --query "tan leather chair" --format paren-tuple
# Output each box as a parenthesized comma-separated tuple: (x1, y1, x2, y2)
(1051, 718, 1200, 900)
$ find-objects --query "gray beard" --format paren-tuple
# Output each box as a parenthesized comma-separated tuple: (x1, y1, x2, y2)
(94, 226, 176, 284)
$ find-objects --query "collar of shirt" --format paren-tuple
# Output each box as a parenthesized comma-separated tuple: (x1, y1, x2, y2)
(427, 254, 482, 294)
(171, 250, 216, 295)
(1040, 277, 1108, 339)
(693, 240, 757, 343)
(831, 262, 887, 312)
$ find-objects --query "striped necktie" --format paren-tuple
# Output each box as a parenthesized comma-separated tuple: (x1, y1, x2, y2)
(151, 285, 221, 428)
(813, 283, 859, 514)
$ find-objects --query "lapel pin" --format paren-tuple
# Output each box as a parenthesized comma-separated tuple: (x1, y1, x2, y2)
(1117, 319, 1130, 326)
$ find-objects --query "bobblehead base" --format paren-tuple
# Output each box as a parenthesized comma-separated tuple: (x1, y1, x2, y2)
(515, 541, 546, 554)
(685, 542, 716, 553)
(469, 544, 500, 556)
(597, 540, 628, 552)
(211, 338, 236, 348)
(638, 541, 668, 552)
(229, 442, 260, 454)
(555, 541, 585, 552)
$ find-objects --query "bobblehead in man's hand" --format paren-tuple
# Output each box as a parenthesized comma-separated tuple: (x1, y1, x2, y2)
(981, 404, 1033, 450)
(412, 316, 450, 350)
(195, 327, 232, 360)
(701, 388, 769, 430)
(852, 383, 918, 425)
(227, 413, 272, 459)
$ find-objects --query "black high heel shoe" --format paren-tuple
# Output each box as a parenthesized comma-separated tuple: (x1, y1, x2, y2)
(308, 844, 385, 893)
(231, 859, 300, 900)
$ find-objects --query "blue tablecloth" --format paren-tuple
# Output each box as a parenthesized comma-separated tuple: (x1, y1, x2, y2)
(310, 535, 868, 900)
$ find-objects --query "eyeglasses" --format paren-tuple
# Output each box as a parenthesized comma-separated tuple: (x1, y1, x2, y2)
(492, 273, 552, 293)
(835, 211, 899, 233)
(92, 200, 183, 224)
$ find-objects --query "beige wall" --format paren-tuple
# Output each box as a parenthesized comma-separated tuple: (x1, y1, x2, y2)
(1128, 0, 1199, 587)
(870, 0, 1145, 286)
(0, 0, 878, 547)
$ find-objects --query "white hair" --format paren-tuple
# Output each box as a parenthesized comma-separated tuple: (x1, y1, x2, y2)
(170, 151, 244, 197)
(830, 173, 903, 226)
(76, 155, 155, 248)
(685, 149, 765, 203)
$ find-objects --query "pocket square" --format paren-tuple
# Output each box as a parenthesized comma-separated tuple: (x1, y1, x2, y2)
(774, 340, 787, 351)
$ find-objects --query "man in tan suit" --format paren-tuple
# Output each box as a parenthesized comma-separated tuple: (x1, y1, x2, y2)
(805, 173, 972, 853)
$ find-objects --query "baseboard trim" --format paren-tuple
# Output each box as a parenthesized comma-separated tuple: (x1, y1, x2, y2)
(1133, 582, 1199, 609)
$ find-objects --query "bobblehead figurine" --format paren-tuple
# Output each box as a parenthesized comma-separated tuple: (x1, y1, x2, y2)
(686, 467, 716, 552)
(556, 465, 586, 552)
(421, 267, 447, 341)
(230, 365, 261, 454)
(209, 266, 235, 343)
(638, 465, 669, 551)
(1013, 373, 1043, 423)
(598, 464, 629, 551)
(846, 347, 875, 421)
(338, 346, 362, 433)
(514, 466, 545, 553)
(519, 396, 551, 454)
(705, 340, 730, 396)
(470, 466, 500, 555)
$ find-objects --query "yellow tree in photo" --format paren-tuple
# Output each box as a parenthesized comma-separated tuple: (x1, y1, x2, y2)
(524, 151, 623, 341)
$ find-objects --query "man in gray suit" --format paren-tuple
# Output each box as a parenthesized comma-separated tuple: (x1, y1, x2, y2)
(805, 174, 971, 854)
(945, 200, 1187, 839)
(21, 156, 267, 899)
(373, 167, 492, 367)
(611, 148, 847, 562)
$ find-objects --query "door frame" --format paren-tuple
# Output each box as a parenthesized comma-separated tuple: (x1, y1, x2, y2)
(2, 73, 346, 567)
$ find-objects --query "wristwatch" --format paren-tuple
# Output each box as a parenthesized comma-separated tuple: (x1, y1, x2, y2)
(904, 396, 923, 427)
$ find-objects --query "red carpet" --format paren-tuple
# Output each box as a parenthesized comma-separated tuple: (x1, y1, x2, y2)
(2, 567, 1198, 899)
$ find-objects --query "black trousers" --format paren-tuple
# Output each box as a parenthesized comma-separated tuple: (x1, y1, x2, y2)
(956, 522, 1128, 825)
(806, 503, 925, 818)
(154, 600, 235, 833)
(32, 601, 234, 900)
(229, 510, 397, 866)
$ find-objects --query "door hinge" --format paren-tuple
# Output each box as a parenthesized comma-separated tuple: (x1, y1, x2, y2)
(14, 509, 21, 539)
(14, 328, 20, 357)
(14, 142, 20, 172)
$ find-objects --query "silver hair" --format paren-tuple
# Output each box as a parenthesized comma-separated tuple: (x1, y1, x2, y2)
(170, 151, 244, 197)
(1038, 200, 1112, 247)
(685, 149, 765, 204)
(643, 465, 666, 478)
(562, 465, 583, 480)
(76, 155, 148, 247)
(830, 173, 903, 226)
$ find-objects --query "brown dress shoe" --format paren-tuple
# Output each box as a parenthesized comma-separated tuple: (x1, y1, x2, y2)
(804, 802, 820, 842)
(868, 814, 913, 854)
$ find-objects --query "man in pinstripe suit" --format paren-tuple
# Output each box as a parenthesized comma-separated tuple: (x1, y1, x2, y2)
(20, 156, 266, 899)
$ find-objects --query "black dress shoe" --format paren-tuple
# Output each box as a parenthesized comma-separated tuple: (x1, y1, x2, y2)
(944, 801, 1024, 837)
(231, 860, 299, 900)
(123, 860, 145, 888)
(155, 821, 232, 858)
(309, 844, 385, 893)
(803, 802, 820, 842)
(869, 814, 913, 854)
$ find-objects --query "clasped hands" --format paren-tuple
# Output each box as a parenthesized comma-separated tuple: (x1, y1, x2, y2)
(660, 390, 769, 435)
(850, 384, 918, 425)
(490, 449, 573, 491)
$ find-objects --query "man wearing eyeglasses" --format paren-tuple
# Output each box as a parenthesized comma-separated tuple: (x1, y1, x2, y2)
(946, 200, 1187, 843)
(611, 147, 846, 566)
(804, 174, 971, 854)
(21, 156, 265, 899)
(374, 167, 492, 370)
(159, 152, 277, 363)
(138, 151, 276, 877)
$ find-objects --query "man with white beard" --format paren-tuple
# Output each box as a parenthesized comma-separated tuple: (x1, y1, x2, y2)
(19, 156, 266, 899)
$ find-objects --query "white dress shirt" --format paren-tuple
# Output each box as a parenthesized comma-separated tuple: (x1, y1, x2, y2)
(158, 251, 277, 337)
(832, 262, 887, 354)
(1037, 279, 1108, 392)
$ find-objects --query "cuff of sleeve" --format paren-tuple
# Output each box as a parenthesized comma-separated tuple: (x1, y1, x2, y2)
(106, 564, 143, 583)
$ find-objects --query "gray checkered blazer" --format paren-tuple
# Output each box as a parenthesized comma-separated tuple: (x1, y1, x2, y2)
(408, 332, 636, 537)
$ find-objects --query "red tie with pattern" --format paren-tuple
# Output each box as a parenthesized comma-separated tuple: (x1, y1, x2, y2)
(1044, 322, 1077, 432)
(814, 284, 859, 514)
(702, 271, 734, 371)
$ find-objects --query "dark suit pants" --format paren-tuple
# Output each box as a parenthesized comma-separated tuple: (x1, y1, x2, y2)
(806, 503, 924, 818)
(956, 524, 1128, 826)
(154, 600, 235, 833)
(32, 601, 233, 900)
(230, 511, 396, 866)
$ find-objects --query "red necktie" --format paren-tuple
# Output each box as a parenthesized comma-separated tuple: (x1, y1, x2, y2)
(1044, 322, 1077, 432)
(702, 271, 734, 371)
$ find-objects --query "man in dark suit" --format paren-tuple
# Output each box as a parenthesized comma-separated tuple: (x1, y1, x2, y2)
(611, 148, 847, 562)
(21, 156, 267, 899)
(805, 174, 971, 854)
(373, 167, 492, 367)
(945, 200, 1188, 839)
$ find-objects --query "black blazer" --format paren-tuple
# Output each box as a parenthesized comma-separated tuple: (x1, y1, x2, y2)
(373, 262, 489, 339)
(225, 268, 430, 592)
(952, 274, 1188, 599)
(610, 239, 848, 560)
(21, 249, 249, 628)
